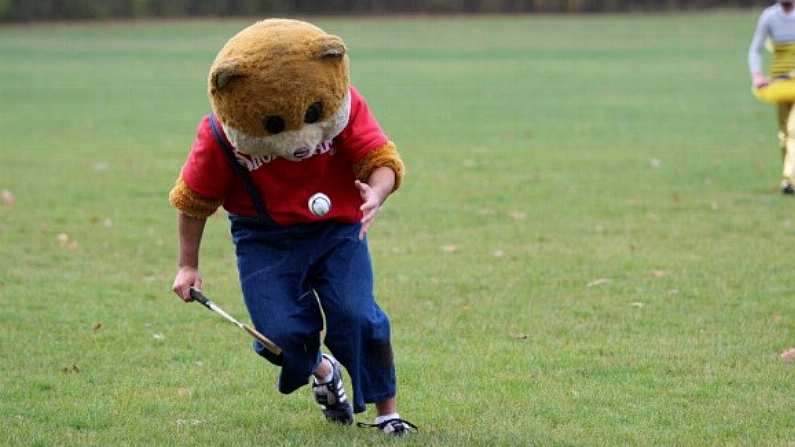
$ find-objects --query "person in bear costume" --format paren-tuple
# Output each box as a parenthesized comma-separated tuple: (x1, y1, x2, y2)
(169, 19, 416, 436)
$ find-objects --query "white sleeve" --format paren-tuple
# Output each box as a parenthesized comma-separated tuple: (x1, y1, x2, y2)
(749, 11, 770, 74)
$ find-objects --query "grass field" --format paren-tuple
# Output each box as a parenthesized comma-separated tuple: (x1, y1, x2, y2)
(1, 10, 795, 446)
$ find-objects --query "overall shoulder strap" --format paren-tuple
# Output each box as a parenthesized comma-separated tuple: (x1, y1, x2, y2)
(207, 114, 272, 224)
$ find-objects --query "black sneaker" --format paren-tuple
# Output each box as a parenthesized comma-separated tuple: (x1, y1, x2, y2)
(312, 354, 353, 425)
(357, 418, 418, 437)
(782, 181, 795, 195)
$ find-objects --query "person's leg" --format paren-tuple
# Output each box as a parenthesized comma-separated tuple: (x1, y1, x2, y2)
(313, 355, 332, 378)
(779, 102, 795, 192)
(230, 216, 324, 394)
(375, 399, 396, 415)
(309, 224, 398, 416)
(778, 102, 788, 161)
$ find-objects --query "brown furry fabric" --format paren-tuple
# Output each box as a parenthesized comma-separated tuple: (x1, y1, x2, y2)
(168, 177, 223, 219)
(353, 141, 405, 191)
(208, 19, 350, 138)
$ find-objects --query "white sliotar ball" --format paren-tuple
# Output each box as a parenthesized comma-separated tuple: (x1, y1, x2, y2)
(308, 193, 331, 217)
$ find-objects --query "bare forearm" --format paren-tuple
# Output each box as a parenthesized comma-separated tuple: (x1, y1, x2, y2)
(355, 166, 397, 240)
(178, 213, 206, 268)
(368, 166, 396, 204)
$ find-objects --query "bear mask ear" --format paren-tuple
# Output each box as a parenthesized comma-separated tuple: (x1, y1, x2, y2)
(314, 36, 346, 60)
(211, 61, 245, 91)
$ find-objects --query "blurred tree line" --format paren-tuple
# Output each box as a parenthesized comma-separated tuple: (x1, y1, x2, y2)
(0, 0, 774, 22)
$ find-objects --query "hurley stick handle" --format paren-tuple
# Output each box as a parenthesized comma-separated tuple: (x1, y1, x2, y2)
(189, 288, 212, 308)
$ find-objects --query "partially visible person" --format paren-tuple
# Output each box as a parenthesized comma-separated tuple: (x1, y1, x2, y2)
(749, 0, 795, 194)
(169, 19, 417, 437)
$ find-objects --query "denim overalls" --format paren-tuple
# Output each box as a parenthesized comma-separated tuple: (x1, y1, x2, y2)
(210, 114, 396, 413)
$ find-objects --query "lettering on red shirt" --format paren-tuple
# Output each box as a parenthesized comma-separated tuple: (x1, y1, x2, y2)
(179, 86, 389, 226)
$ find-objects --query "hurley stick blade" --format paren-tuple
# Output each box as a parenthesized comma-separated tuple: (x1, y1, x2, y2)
(242, 324, 282, 356)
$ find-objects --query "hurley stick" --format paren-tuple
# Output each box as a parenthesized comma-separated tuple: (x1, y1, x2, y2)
(189, 287, 282, 356)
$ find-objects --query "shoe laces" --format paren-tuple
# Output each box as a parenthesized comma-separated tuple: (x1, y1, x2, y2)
(357, 418, 418, 435)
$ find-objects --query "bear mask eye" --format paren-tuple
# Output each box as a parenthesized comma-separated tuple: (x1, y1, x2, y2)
(263, 116, 285, 134)
(304, 102, 323, 124)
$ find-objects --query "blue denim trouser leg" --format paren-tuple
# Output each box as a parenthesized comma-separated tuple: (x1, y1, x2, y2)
(229, 215, 396, 413)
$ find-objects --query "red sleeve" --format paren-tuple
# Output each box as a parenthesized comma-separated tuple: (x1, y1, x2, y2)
(180, 116, 234, 200)
(334, 86, 389, 163)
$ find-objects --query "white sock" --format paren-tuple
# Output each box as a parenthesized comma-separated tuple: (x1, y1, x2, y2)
(375, 413, 399, 424)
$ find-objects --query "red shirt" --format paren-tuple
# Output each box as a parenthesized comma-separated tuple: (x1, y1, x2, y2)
(180, 86, 388, 226)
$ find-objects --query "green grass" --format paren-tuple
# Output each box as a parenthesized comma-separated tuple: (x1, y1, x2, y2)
(1, 11, 795, 446)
